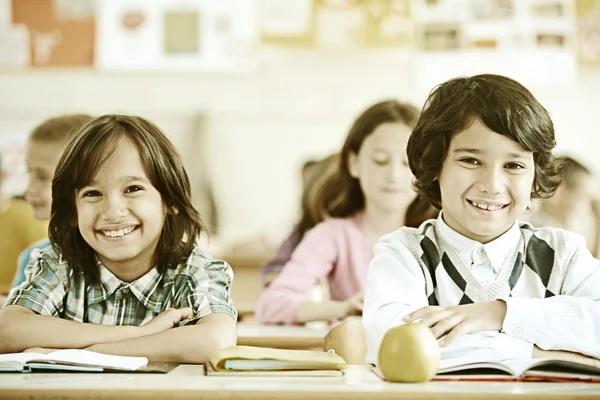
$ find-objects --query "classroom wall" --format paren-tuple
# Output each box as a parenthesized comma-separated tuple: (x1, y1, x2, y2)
(0, 49, 599, 242)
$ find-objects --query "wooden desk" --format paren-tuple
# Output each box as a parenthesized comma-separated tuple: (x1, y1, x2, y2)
(237, 322, 329, 350)
(1, 365, 598, 400)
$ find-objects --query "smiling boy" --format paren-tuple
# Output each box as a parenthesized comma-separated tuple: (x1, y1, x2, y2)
(363, 74, 600, 366)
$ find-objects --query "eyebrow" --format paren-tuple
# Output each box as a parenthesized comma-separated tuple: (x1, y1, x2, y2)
(453, 147, 529, 159)
(87, 176, 150, 186)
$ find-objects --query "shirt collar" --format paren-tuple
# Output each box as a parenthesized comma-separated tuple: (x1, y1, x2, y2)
(88, 258, 164, 314)
(435, 212, 521, 272)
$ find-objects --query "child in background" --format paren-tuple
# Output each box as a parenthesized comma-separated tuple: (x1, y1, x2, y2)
(0, 155, 47, 302)
(260, 153, 339, 287)
(363, 74, 600, 367)
(257, 100, 438, 325)
(0, 115, 237, 363)
(12, 114, 92, 290)
(525, 156, 600, 258)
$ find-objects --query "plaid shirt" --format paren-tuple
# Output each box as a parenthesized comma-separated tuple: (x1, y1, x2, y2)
(4, 243, 237, 326)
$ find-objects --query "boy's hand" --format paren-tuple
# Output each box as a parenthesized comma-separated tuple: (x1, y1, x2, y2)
(404, 300, 507, 346)
(141, 308, 195, 336)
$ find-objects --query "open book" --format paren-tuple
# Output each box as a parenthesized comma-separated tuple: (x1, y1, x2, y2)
(435, 357, 600, 382)
(0, 349, 148, 372)
(205, 345, 346, 377)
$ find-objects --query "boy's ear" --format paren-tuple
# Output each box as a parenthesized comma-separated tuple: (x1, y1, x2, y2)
(348, 152, 359, 179)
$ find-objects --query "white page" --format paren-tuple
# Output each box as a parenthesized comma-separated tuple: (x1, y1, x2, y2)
(0, 352, 43, 364)
(33, 349, 148, 370)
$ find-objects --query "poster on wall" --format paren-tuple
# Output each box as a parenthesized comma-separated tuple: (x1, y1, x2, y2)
(412, 0, 577, 90)
(95, 0, 258, 72)
(11, 0, 95, 67)
(260, 0, 314, 46)
(575, 0, 600, 63)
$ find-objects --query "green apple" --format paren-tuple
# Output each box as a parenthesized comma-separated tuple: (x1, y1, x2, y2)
(378, 323, 440, 383)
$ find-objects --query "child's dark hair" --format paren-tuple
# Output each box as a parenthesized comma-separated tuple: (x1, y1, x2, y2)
(49, 114, 205, 284)
(313, 100, 420, 219)
(297, 153, 339, 239)
(407, 74, 562, 209)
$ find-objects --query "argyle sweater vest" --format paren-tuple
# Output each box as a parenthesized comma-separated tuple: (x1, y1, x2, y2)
(403, 221, 567, 306)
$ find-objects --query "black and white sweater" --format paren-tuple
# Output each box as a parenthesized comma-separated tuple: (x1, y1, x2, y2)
(363, 217, 600, 365)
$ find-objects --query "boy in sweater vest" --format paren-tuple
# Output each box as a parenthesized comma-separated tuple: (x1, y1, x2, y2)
(363, 74, 600, 366)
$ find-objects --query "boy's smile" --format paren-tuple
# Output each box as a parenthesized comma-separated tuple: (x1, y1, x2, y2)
(438, 119, 535, 243)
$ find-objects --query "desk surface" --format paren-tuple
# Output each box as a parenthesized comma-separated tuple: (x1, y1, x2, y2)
(1, 365, 598, 400)
(237, 322, 329, 350)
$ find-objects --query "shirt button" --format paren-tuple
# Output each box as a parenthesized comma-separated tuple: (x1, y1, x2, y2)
(513, 327, 524, 337)
(478, 248, 485, 256)
(122, 287, 130, 294)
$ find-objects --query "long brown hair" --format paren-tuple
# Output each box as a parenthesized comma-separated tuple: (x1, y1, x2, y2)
(311, 100, 429, 225)
(296, 153, 340, 239)
(49, 114, 205, 284)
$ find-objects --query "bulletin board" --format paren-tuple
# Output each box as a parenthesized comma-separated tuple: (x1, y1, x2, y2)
(11, 0, 94, 67)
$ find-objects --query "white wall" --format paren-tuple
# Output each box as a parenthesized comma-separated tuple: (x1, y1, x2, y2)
(0, 48, 599, 242)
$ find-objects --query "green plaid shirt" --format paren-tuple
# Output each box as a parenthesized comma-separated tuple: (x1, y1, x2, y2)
(4, 243, 237, 325)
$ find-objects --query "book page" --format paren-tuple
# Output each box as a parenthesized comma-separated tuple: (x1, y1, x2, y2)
(0, 352, 43, 364)
(29, 349, 148, 370)
(504, 358, 600, 378)
(438, 360, 514, 376)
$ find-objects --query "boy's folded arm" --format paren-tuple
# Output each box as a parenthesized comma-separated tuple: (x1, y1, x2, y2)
(86, 313, 237, 363)
(0, 305, 144, 354)
(362, 236, 431, 364)
(363, 235, 535, 365)
(501, 236, 600, 359)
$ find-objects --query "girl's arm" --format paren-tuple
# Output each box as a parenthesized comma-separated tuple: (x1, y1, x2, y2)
(501, 233, 600, 359)
(363, 231, 533, 366)
(256, 222, 346, 324)
(86, 252, 239, 362)
(86, 313, 236, 363)
(0, 305, 147, 353)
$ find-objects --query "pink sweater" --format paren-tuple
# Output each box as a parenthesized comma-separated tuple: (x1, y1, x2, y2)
(256, 213, 373, 324)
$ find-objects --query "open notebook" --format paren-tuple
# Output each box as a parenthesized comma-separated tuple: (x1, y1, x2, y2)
(205, 345, 346, 377)
(435, 357, 600, 382)
(0, 349, 148, 372)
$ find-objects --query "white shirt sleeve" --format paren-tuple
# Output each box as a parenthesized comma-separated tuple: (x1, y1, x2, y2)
(502, 234, 600, 358)
(363, 232, 533, 366)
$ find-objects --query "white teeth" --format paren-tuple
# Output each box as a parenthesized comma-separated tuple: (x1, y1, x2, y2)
(102, 226, 135, 238)
(471, 201, 503, 211)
